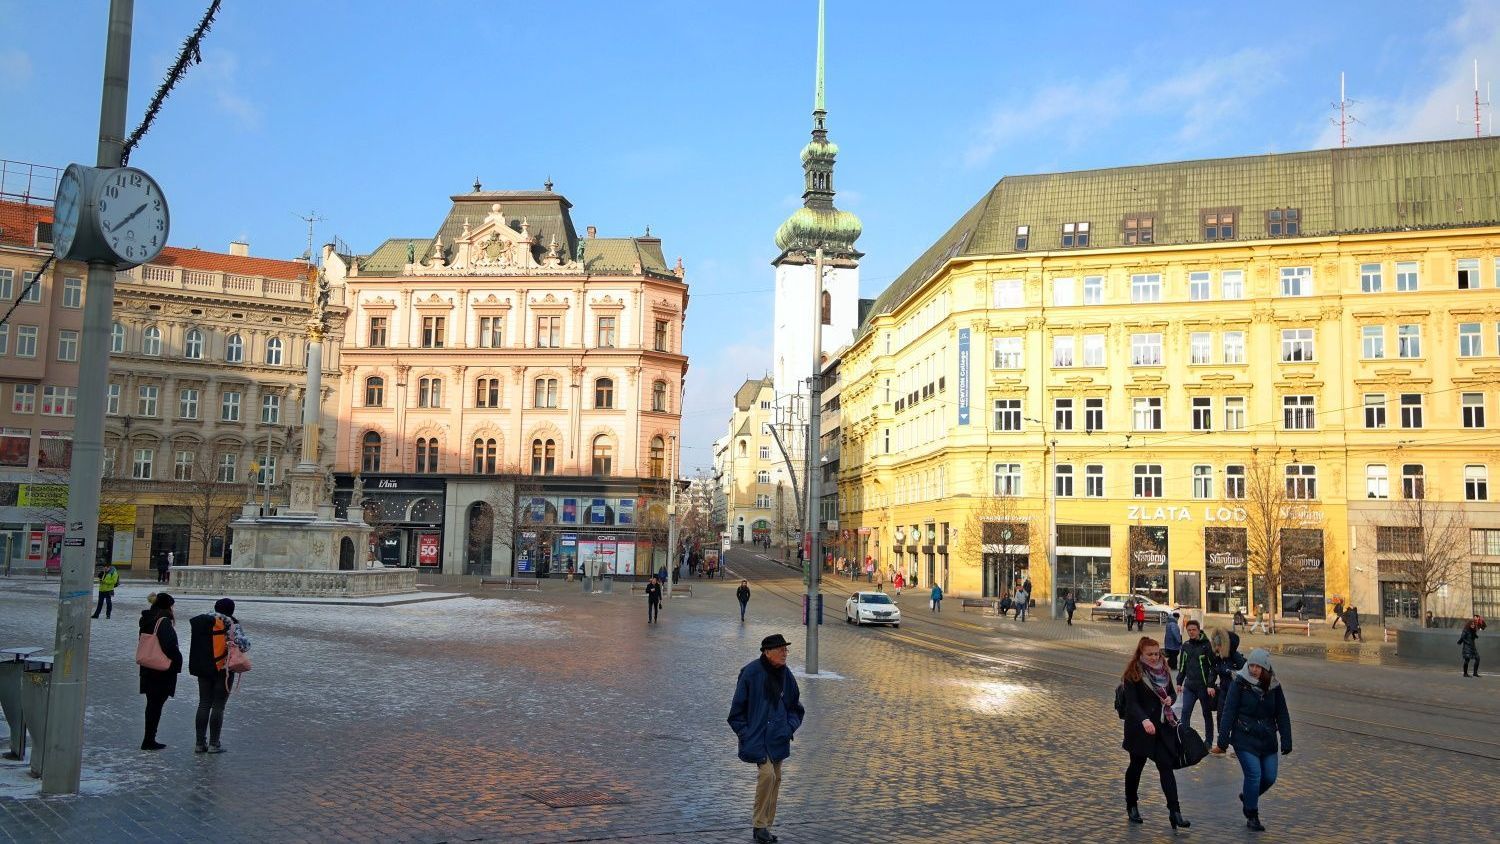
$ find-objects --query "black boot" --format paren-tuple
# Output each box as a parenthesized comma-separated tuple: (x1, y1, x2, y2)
(1169, 810, 1191, 829)
(1126, 805, 1143, 824)
(1246, 812, 1266, 832)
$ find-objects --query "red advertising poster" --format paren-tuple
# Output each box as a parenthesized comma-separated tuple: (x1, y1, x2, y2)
(417, 533, 440, 567)
(46, 523, 64, 572)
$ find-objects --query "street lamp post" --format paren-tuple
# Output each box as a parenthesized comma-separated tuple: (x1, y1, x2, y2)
(1025, 417, 1059, 620)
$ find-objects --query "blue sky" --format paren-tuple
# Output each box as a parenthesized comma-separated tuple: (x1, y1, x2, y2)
(3, 1, 1497, 471)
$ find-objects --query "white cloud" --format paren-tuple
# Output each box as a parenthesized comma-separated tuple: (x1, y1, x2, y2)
(0, 48, 32, 88)
(197, 51, 262, 129)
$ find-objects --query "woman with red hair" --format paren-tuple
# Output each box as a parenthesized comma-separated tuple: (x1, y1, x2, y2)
(1120, 636, 1191, 830)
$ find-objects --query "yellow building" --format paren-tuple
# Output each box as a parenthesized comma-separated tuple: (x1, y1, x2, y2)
(725, 377, 801, 548)
(839, 137, 1500, 624)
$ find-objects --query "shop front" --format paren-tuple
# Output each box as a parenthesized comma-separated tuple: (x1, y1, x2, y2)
(337, 475, 447, 569)
(1056, 524, 1112, 603)
(1128, 525, 1170, 604)
(980, 520, 1030, 598)
(1280, 528, 1326, 617)
(512, 493, 656, 579)
(1204, 526, 1248, 614)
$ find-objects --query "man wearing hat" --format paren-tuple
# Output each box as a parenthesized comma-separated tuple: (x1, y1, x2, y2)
(727, 633, 805, 844)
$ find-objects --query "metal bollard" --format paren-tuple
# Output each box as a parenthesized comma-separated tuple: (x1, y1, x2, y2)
(0, 647, 44, 760)
(21, 654, 53, 778)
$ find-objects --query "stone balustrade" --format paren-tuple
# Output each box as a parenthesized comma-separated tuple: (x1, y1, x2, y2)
(115, 264, 336, 305)
(171, 566, 417, 598)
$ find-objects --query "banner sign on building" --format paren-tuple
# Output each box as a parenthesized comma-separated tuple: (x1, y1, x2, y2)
(417, 533, 440, 567)
(590, 498, 607, 525)
(957, 327, 971, 425)
(530, 497, 547, 522)
(617, 498, 635, 525)
(561, 498, 578, 524)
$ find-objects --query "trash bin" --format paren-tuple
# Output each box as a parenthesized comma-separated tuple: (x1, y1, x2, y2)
(602, 575, 613, 594)
(0, 647, 44, 760)
(21, 654, 52, 778)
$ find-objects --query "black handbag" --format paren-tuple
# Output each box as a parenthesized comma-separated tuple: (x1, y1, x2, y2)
(1174, 724, 1208, 769)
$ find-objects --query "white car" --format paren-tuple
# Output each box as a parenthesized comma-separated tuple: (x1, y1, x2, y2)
(1093, 593, 1181, 622)
(845, 591, 901, 627)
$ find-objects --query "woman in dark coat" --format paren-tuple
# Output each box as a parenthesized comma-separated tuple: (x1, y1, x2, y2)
(1212, 647, 1292, 832)
(1120, 636, 1191, 830)
(1459, 616, 1484, 677)
(138, 593, 183, 750)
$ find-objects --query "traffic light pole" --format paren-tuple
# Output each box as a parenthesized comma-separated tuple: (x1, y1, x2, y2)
(804, 247, 824, 675)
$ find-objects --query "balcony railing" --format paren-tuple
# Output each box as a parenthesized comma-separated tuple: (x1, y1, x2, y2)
(119, 264, 312, 303)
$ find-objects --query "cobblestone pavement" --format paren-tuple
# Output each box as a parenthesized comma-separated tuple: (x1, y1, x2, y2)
(1, 555, 1496, 844)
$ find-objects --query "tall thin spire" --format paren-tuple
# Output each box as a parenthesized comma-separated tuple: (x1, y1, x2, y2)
(814, 0, 826, 116)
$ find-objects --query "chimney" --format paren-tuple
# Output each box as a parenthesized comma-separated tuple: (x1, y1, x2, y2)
(229, 240, 250, 256)
(586, 226, 597, 239)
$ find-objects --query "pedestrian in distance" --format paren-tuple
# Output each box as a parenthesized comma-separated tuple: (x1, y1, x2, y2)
(1210, 626, 1244, 698)
(1123, 598, 1137, 632)
(1022, 577, 1033, 596)
(1064, 589, 1077, 626)
(1342, 606, 1362, 642)
(1249, 605, 1270, 635)
(737, 579, 752, 623)
(1330, 597, 1344, 629)
(92, 562, 120, 619)
(893, 571, 904, 597)
(1014, 586, 1030, 621)
(998, 591, 1012, 619)
(874, 569, 884, 593)
(189, 598, 250, 753)
(1212, 648, 1293, 832)
(1175, 619, 1217, 746)
(1460, 615, 1485, 677)
(1118, 636, 1191, 830)
(865, 556, 874, 583)
(930, 583, 943, 613)
(1163, 612, 1183, 671)
(727, 633, 804, 844)
(137, 592, 182, 751)
(1134, 600, 1147, 631)
(1233, 607, 1249, 633)
(646, 576, 663, 624)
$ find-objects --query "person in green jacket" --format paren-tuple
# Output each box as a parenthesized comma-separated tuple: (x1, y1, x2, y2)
(92, 563, 120, 619)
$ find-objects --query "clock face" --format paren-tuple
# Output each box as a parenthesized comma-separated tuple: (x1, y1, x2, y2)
(94, 168, 168, 266)
(52, 166, 83, 260)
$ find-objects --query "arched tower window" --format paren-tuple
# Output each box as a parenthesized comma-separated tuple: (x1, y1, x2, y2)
(820, 290, 831, 325)
(650, 436, 666, 479)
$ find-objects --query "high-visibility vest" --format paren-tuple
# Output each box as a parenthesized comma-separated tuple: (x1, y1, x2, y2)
(100, 568, 119, 592)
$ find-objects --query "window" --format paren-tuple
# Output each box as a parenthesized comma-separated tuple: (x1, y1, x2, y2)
(1395, 261, 1419, 292)
(1285, 464, 1317, 499)
(757, 470, 771, 484)
(110, 322, 123, 353)
(1083, 275, 1104, 305)
(368, 316, 388, 347)
(1134, 464, 1163, 498)
(217, 453, 237, 483)
(225, 334, 243, 363)
(1054, 398, 1074, 431)
(105, 383, 119, 415)
(414, 437, 439, 473)
(1132, 397, 1162, 431)
(1266, 207, 1300, 236)
(1458, 258, 1481, 290)
(993, 399, 1022, 432)
(1280, 266, 1312, 297)
(1061, 221, 1090, 248)
(1084, 398, 1104, 432)
(1082, 334, 1105, 367)
(19, 272, 42, 303)
(1193, 465, 1213, 499)
(1466, 465, 1489, 501)
(1052, 336, 1075, 367)
(1221, 270, 1244, 300)
(820, 291, 831, 326)
(993, 337, 1023, 369)
(220, 391, 241, 421)
(265, 337, 283, 365)
(1085, 464, 1105, 497)
(55, 330, 78, 362)
(1192, 397, 1212, 431)
(1124, 215, 1153, 245)
(1131, 333, 1162, 366)
(595, 378, 615, 409)
(178, 327, 202, 360)
(1464, 392, 1486, 428)
(652, 380, 668, 412)
(100, 446, 115, 477)
(364, 377, 384, 407)
(1399, 463, 1425, 499)
(595, 316, 616, 348)
(0, 268, 8, 300)
(1224, 396, 1246, 430)
(173, 450, 195, 481)
(261, 394, 281, 424)
(533, 377, 559, 408)
(360, 431, 381, 473)
(476, 315, 504, 348)
(993, 279, 1023, 308)
(759, 445, 770, 459)
(993, 463, 1022, 496)
(755, 494, 773, 509)
(648, 437, 665, 479)
(141, 326, 161, 356)
(137, 385, 159, 417)
(590, 436, 613, 476)
(1360, 263, 1383, 293)
(535, 315, 560, 348)
(417, 377, 442, 408)
(471, 438, 497, 474)
(1056, 463, 1074, 497)
(43, 386, 77, 416)
(1222, 331, 1245, 364)
(1189, 272, 1211, 301)
(1190, 332, 1211, 364)
(475, 377, 500, 409)
(1052, 277, 1076, 306)
(1366, 464, 1389, 499)
(1474, 530, 1500, 556)
(16, 325, 37, 358)
(1362, 325, 1385, 359)
(132, 447, 154, 480)
(421, 316, 446, 348)
(1225, 465, 1246, 499)
(179, 387, 198, 419)
(654, 319, 671, 352)
(1283, 394, 1315, 430)
(1459, 323, 1483, 357)
(1202, 210, 1235, 241)
(1281, 328, 1315, 362)
(1397, 324, 1421, 358)
(1364, 393, 1387, 428)
(1014, 225, 1029, 250)
(1130, 273, 1162, 303)
(54, 276, 81, 311)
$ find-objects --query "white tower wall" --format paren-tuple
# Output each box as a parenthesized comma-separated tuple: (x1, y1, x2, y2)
(773, 261, 860, 399)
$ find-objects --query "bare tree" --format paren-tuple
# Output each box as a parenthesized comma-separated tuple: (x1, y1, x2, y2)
(1242, 454, 1321, 624)
(155, 457, 243, 567)
(962, 493, 1029, 597)
(1382, 485, 1471, 623)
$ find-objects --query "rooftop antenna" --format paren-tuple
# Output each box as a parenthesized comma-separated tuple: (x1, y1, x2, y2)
(295, 210, 326, 263)
(1330, 72, 1361, 148)
(1456, 59, 1492, 138)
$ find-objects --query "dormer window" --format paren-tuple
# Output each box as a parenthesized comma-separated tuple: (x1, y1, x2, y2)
(1014, 225, 1029, 251)
(1123, 215, 1154, 245)
(1202, 209, 1236, 241)
(1061, 222, 1090, 248)
(1267, 207, 1300, 237)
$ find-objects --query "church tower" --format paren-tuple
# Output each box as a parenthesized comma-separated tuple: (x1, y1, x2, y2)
(772, 0, 862, 402)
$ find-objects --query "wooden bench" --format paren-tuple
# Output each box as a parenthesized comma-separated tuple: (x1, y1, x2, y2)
(479, 577, 541, 591)
(1267, 619, 1323, 637)
(1090, 607, 1164, 624)
(960, 598, 996, 613)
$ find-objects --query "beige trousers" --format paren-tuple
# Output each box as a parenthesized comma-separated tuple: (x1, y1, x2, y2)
(753, 759, 782, 828)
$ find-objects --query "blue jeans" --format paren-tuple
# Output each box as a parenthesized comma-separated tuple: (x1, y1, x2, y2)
(1180, 686, 1215, 746)
(739, 600, 748, 621)
(1235, 749, 1279, 813)
(1016, 604, 1028, 621)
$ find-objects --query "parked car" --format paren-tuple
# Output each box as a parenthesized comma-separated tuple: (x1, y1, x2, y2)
(1092, 593, 1180, 622)
(845, 591, 901, 627)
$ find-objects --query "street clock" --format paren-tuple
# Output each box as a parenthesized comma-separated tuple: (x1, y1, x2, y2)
(52, 163, 169, 268)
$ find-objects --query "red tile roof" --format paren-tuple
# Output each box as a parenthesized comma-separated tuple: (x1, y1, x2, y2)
(154, 247, 311, 281)
(0, 200, 52, 248)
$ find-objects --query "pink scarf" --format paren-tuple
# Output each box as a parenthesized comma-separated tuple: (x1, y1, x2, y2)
(1140, 658, 1179, 726)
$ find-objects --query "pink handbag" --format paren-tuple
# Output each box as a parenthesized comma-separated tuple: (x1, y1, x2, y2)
(135, 617, 171, 671)
(226, 624, 251, 673)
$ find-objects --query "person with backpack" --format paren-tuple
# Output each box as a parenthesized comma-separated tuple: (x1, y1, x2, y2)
(137, 593, 182, 751)
(930, 583, 943, 613)
(1117, 636, 1191, 830)
(91, 563, 119, 620)
(1175, 619, 1217, 746)
(188, 598, 251, 753)
(1212, 648, 1293, 832)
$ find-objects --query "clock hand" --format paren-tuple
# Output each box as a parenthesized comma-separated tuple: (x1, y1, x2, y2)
(109, 203, 149, 232)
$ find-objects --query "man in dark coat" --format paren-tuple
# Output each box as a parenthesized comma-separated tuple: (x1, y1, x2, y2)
(646, 576, 663, 624)
(736, 580, 752, 623)
(728, 633, 805, 844)
(138, 593, 182, 750)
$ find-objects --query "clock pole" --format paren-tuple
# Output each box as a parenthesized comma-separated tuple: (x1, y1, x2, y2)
(43, 0, 135, 795)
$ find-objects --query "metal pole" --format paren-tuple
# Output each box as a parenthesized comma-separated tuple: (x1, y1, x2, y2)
(44, 0, 133, 795)
(1049, 437, 1058, 620)
(665, 434, 678, 600)
(804, 247, 824, 674)
(262, 429, 274, 515)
